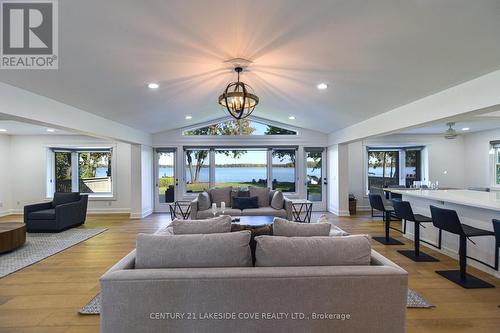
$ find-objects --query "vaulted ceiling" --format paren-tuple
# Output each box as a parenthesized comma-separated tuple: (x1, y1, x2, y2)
(1, 0, 499, 134)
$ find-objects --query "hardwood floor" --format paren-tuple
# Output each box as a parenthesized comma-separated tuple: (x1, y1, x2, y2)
(0, 212, 499, 333)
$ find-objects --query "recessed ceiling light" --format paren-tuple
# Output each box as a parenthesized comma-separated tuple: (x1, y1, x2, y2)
(148, 83, 159, 89)
(317, 83, 328, 90)
(0, 129, 6, 132)
(185, 115, 192, 120)
(46, 128, 55, 132)
(288, 116, 296, 120)
(461, 127, 470, 131)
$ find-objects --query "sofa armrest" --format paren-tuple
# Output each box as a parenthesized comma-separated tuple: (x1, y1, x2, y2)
(190, 197, 199, 219)
(101, 250, 136, 281)
(283, 197, 293, 220)
(24, 202, 53, 223)
(55, 196, 88, 224)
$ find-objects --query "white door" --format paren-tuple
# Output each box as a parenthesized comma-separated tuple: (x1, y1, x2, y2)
(154, 150, 176, 212)
(305, 148, 327, 211)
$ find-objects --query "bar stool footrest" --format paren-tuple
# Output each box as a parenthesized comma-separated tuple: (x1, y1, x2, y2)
(373, 236, 404, 245)
(398, 250, 439, 262)
(436, 270, 495, 289)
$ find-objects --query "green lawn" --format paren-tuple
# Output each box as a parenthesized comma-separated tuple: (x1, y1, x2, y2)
(158, 177, 297, 194)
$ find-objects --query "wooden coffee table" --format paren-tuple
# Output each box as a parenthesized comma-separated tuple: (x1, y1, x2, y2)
(0, 222, 27, 253)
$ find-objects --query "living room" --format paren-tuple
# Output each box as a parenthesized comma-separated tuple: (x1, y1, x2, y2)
(1, 1, 500, 332)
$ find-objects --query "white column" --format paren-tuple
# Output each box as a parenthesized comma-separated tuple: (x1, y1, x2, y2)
(327, 143, 350, 216)
(130, 144, 154, 219)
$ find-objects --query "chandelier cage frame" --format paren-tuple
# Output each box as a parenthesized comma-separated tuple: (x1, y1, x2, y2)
(218, 66, 259, 120)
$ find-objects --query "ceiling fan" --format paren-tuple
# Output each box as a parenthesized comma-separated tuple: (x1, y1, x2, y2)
(444, 122, 458, 139)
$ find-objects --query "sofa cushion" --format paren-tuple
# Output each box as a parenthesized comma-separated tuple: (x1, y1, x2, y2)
(28, 208, 56, 220)
(197, 191, 211, 211)
(209, 187, 232, 207)
(241, 207, 287, 218)
(230, 189, 250, 206)
(197, 208, 241, 219)
(135, 231, 253, 268)
(171, 215, 232, 234)
(317, 214, 350, 236)
(273, 217, 331, 237)
(255, 235, 372, 267)
(270, 191, 284, 209)
(232, 196, 259, 210)
(248, 186, 270, 207)
(52, 192, 80, 208)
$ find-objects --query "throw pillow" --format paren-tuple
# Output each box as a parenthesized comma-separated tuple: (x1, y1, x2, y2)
(255, 235, 372, 267)
(135, 231, 253, 269)
(210, 187, 232, 207)
(317, 214, 349, 236)
(232, 196, 259, 210)
(270, 191, 284, 209)
(248, 186, 270, 207)
(273, 217, 331, 237)
(171, 215, 232, 234)
(197, 191, 211, 211)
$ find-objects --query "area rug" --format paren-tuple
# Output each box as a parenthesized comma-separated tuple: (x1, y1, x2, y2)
(0, 228, 107, 278)
(79, 288, 433, 315)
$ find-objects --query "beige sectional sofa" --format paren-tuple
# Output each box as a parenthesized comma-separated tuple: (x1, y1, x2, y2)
(100, 218, 408, 333)
(190, 186, 293, 220)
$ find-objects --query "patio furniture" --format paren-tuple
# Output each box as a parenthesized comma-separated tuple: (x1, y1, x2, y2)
(24, 192, 88, 232)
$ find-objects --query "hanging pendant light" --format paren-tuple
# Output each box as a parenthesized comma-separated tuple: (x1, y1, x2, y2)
(218, 66, 259, 120)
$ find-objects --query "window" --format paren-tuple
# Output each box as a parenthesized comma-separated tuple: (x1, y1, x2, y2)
(367, 150, 400, 190)
(183, 147, 298, 194)
(272, 149, 296, 192)
(496, 150, 500, 185)
(50, 148, 113, 197)
(405, 150, 421, 187)
(367, 147, 423, 191)
(215, 149, 267, 188)
(185, 149, 210, 193)
(306, 149, 323, 201)
(183, 119, 297, 136)
(54, 152, 72, 193)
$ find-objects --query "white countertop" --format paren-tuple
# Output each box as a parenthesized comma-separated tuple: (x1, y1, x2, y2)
(388, 189, 500, 212)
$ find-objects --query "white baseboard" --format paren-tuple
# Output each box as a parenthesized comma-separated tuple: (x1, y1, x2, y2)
(0, 209, 13, 217)
(130, 208, 153, 219)
(327, 207, 350, 217)
(356, 205, 371, 212)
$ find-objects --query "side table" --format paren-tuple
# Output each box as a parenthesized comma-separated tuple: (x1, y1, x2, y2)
(169, 201, 192, 220)
(290, 199, 313, 223)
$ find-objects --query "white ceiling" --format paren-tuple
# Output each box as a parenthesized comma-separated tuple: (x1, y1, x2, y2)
(0, 120, 74, 135)
(1, 0, 499, 134)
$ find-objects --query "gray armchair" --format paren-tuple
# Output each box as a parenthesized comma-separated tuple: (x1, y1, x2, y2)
(24, 192, 88, 232)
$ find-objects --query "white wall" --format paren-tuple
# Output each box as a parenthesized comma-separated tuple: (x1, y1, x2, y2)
(463, 128, 500, 188)
(327, 144, 349, 216)
(130, 144, 154, 218)
(348, 134, 466, 210)
(0, 135, 11, 216)
(7, 135, 132, 214)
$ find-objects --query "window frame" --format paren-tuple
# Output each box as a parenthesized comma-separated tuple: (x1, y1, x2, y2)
(47, 146, 116, 200)
(365, 146, 424, 194)
(182, 146, 298, 195)
(489, 145, 500, 188)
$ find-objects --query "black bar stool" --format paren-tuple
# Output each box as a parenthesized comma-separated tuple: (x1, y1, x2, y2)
(493, 219, 500, 271)
(430, 205, 495, 289)
(369, 194, 404, 245)
(392, 200, 440, 262)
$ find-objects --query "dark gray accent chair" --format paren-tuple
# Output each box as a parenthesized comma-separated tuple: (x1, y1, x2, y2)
(24, 192, 88, 232)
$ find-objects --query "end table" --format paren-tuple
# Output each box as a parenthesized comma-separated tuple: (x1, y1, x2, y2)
(290, 199, 313, 223)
